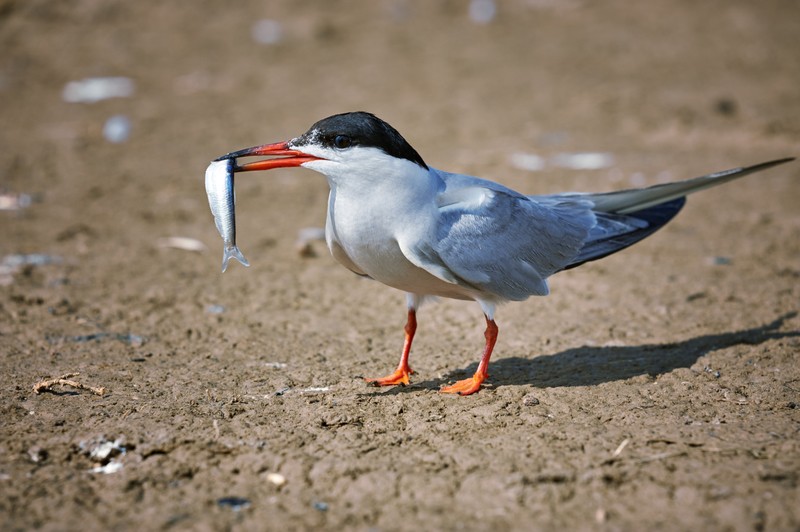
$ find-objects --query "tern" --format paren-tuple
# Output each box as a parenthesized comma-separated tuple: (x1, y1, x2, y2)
(214, 111, 792, 395)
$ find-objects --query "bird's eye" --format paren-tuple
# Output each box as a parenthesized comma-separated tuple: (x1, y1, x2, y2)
(333, 135, 352, 149)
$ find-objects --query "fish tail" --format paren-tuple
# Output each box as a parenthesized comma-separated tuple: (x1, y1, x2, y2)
(221, 244, 250, 272)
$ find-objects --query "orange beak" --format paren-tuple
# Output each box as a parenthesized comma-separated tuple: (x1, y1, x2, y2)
(215, 141, 322, 172)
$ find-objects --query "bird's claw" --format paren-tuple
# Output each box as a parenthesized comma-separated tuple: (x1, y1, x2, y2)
(365, 367, 414, 387)
(439, 374, 486, 396)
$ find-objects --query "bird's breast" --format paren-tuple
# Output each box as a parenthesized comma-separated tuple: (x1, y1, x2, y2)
(328, 191, 412, 272)
(325, 186, 463, 296)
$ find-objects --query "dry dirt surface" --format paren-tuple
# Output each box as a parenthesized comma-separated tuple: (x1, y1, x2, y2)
(2, 1, 799, 530)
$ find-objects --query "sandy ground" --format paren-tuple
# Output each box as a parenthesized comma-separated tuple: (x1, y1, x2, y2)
(1, 0, 799, 530)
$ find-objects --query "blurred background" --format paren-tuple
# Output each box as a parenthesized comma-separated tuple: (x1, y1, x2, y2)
(3, 0, 797, 265)
(1, 1, 798, 529)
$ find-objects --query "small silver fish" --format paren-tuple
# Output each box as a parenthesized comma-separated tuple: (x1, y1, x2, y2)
(205, 158, 249, 272)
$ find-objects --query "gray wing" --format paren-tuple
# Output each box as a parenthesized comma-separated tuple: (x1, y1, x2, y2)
(406, 172, 597, 301)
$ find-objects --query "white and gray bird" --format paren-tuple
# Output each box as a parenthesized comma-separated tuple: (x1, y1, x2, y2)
(212, 111, 792, 395)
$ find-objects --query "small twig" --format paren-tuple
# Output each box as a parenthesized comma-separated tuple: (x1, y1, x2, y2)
(612, 438, 630, 458)
(599, 438, 631, 465)
(32, 372, 107, 396)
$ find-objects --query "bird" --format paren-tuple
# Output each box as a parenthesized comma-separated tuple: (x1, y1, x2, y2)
(214, 111, 793, 396)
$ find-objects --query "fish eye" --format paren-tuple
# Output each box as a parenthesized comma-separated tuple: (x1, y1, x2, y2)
(333, 135, 352, 149)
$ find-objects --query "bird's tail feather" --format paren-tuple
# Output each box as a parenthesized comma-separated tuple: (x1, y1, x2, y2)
(564, 197, 685, 270)
(583, 158, 793, 214)
(561, 157, 793, 270)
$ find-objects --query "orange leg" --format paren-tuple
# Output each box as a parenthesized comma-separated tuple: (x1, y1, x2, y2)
(366, 309, 417, 386)
(440, 316, 498, 396)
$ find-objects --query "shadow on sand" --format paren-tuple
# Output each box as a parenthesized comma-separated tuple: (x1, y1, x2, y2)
(365, 312, 798, 393)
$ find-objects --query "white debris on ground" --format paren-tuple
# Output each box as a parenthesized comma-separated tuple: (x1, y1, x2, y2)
(272, 386, 331, 397)
(551, 152, 615, 170)
(82, 437, 126, 461)
(251, 19, 283, 45)
(0, 192, 32, 211)
(90, 461, 124, 474)
(62, 77, 135, 103)
(103, 115, 132, 143)
(469, 0, 496, 24)
(509, 152, 546, 172)
(510, 151, 615, 172)
(300, 387, 330, 394)
(266, 473, 287, 487)
(80, 436, 127, 475)
(157, 236, 207, 252)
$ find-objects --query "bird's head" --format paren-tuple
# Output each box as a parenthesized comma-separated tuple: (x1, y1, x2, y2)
(216, 112, 428, 186)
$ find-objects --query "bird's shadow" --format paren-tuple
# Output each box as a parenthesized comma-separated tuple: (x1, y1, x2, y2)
(365, 311, 798, 393)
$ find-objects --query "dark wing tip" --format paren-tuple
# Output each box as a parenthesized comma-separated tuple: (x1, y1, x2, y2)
(747, 157, 795, 171)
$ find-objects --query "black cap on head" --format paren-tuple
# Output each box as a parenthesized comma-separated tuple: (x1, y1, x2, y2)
(293, 112, 428, 169)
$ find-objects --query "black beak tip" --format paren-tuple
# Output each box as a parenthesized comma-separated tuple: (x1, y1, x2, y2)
(213, 144, 266, 162)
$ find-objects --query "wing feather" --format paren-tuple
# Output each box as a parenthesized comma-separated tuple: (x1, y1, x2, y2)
(414, 172, 596, 301)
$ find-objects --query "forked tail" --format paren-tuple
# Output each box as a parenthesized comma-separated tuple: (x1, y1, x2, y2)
(564, 158, 794, 270)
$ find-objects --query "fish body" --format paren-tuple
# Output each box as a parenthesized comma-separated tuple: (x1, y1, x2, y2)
(205, 158, 249, 272)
